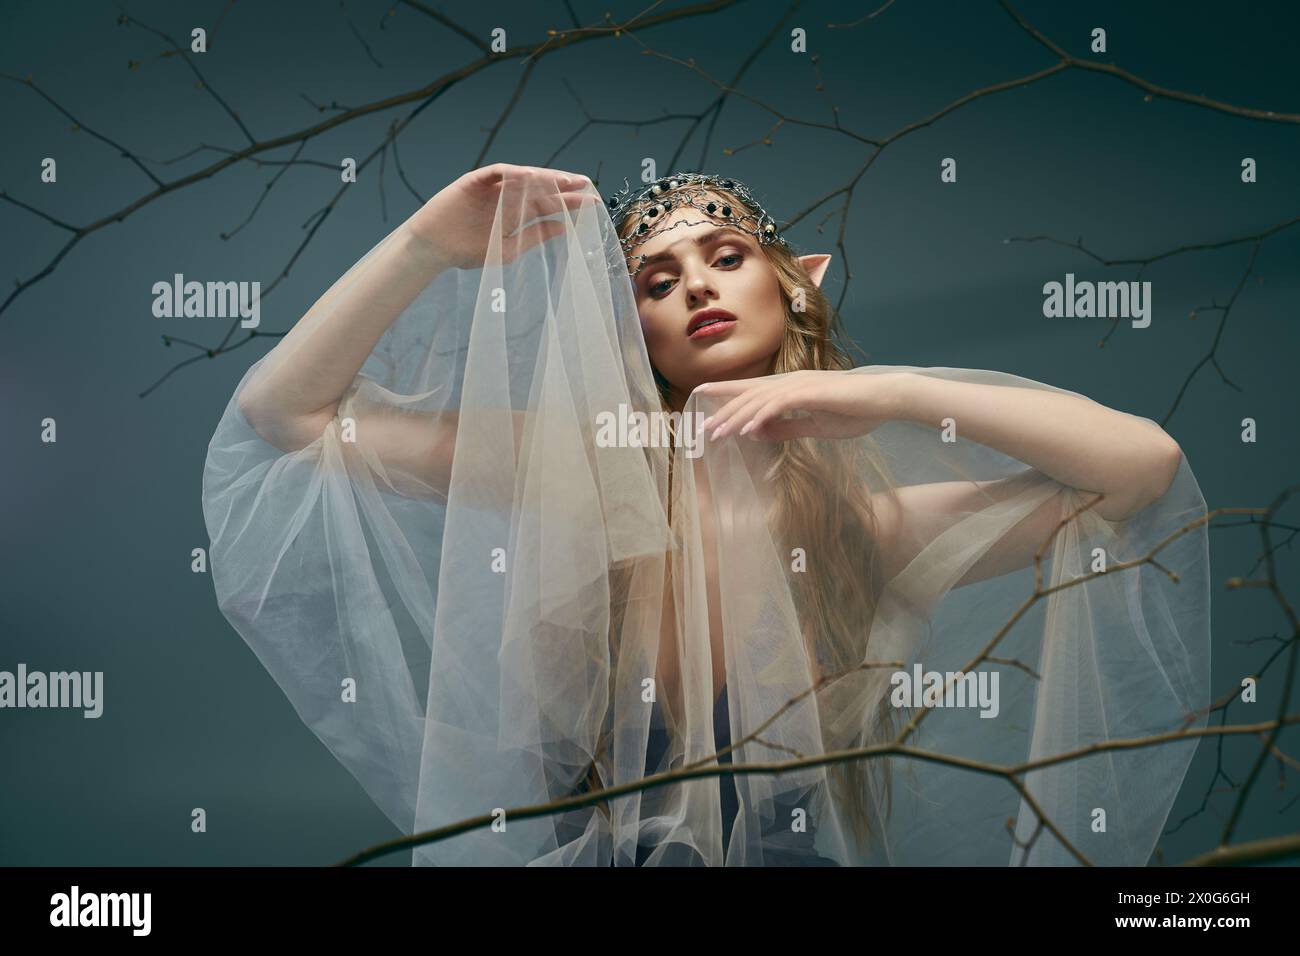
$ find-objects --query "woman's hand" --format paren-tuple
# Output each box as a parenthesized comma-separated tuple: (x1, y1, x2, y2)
(403, 163, 601, 270)
(693, 369, 908, 442)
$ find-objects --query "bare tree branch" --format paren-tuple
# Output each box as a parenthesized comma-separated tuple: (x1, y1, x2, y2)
(335, 505, 1300, 867)
(998, 0, 1300, 125)
(1005, 218, 1300, 425)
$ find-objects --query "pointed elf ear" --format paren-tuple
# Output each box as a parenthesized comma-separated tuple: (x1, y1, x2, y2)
(797, 253, 832, 289)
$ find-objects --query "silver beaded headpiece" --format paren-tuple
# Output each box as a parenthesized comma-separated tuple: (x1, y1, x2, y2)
(604, 171, 789, 277)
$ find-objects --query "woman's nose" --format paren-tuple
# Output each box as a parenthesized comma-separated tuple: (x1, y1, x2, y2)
(684, 270, 716, 304)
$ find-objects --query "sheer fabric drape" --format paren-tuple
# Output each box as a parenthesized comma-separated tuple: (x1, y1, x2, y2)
(202, 172, 1210, 865)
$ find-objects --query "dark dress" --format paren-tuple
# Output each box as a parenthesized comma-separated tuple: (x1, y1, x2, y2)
(591, 683, 839, 866)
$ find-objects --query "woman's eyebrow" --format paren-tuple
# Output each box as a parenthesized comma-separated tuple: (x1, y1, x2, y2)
(637, 227, 749, 268)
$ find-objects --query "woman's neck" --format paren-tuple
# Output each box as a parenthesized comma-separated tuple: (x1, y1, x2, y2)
(666, 386, 689, 415)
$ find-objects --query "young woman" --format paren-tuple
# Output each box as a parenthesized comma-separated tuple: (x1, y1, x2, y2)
(204, 164, 1211, 866)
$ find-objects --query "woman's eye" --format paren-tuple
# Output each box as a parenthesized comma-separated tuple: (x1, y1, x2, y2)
(648, 253, 742, 297)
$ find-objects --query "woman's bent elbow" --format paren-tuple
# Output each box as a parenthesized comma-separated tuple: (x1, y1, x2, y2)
(1128, 438, 1183, 517)
(1152, 438, 1184, 501)
(238, 391, 333, 453)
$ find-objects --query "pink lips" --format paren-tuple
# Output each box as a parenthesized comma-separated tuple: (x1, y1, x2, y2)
(687, 309, 738, 339)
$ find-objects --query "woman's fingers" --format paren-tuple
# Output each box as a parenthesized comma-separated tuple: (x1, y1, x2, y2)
(730, 392, 793, 438)
(482, 162, 580, 187)
(694, 379, 754, 399)
(738, 394, 796, 437)
(525, 165, 593, 197)
(501, 191, 604, 260)
(501, 218, 568, 260)
(494, 168, 602, 260)
(696, 380, 765, 431)
(487, 163, 593, 208)
(516, 188, 601, 224)
(518, 164, 589, 190)
(507, 177, 601, 225)
(554, 171, 593, 190)
(711, 387, 780, 439)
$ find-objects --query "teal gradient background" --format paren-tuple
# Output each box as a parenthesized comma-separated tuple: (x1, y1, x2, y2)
(1, 0, 1297, 865)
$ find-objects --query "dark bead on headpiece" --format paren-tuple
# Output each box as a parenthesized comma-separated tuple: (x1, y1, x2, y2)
(602, 170, 790, 278)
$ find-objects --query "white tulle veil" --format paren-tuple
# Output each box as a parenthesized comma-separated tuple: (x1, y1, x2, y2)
(201, 169, 1210, 865)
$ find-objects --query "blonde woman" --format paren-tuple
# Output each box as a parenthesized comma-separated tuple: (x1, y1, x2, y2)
(204, 163, 1210, 866)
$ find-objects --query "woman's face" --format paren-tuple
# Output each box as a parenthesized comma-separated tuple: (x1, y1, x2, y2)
(627, 193, 786, 406)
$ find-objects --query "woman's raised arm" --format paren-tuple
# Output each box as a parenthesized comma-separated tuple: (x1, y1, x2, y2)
(237, 223, 449, 440)
(235, 163, 600, 500)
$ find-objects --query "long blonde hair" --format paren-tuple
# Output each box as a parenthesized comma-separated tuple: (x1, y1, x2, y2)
(583, 181, 904, 859)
